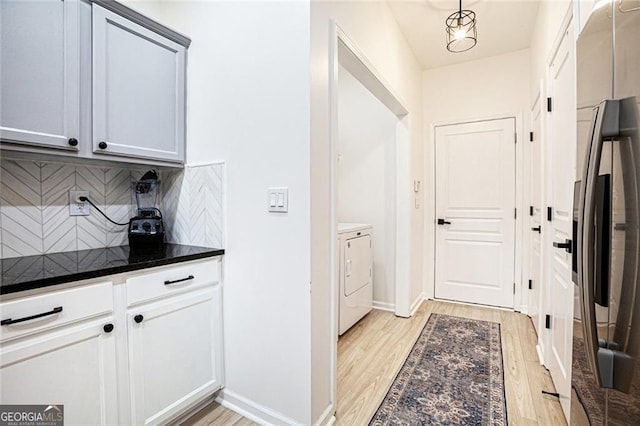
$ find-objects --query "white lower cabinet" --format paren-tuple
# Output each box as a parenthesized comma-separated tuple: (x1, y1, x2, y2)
(1, 320, 119, 425)
(0, 282, 118, 425)
(126, 262, 223, 425)
(0, 258, 223, 425)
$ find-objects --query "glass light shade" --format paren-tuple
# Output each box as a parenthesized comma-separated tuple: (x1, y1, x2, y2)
(446, 9, 477, 53)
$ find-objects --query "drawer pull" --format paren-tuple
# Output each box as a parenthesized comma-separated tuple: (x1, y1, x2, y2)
(1, 306, 63, 326)
(164, 275, 195, 285)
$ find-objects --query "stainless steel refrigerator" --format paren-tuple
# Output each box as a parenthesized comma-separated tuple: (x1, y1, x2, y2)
(572, 1, 640, 424)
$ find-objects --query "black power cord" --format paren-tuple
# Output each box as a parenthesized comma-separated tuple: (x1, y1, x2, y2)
(79, 196, 129, 226)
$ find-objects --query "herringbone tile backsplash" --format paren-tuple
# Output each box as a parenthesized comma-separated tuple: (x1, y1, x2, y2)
(162, 163, 224, 250)
(0, 159, 224, 259)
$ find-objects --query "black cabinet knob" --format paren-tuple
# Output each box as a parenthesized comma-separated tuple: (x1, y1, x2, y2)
(103, 323, 114, 333)
(134, 314, 144, 323)
(98, 141, 108, 149)
(68, 138, 78, 147)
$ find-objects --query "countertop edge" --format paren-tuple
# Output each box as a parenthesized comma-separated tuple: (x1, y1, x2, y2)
(1, 248, 225, 296)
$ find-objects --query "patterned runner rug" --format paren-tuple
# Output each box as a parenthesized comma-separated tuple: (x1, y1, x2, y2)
(369, 313, 507, 425)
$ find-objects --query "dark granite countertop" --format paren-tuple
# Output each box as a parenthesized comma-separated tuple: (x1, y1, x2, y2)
(0, 244, 224, 296)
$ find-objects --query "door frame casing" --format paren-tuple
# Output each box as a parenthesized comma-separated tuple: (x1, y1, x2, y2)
(540, 6, 575, 417)
(529, 79, 549, 364)
(425, 113, 524, 311)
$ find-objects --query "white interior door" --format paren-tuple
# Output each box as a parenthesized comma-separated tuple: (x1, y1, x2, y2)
(435, 118, 516, 308)
(529, 92, 544, 336)
(544, 20, 576, 418)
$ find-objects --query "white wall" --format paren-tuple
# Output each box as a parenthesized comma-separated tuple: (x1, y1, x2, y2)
(338, 64, 398, 306)
(422, 49, 531, 305)
(311, 1, 424, 421)
(423, 49, 531, 124)
(123, 1, 313, 424)
(125, 1, 423, 423)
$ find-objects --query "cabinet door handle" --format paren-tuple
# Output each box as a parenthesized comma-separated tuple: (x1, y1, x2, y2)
(134, 314, 144, 324)
(1, 306, 63, 326)
(164, 275, 195, 285)
(103, 323, 114, 333)
(98, 141, 108, 149)
(553, 239, 573, 253)
(68, 138, 78, 147)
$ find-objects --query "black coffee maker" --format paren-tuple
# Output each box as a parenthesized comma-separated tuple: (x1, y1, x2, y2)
(128, 170, 165, 248)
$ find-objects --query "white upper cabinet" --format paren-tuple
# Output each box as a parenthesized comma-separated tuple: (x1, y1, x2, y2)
(92, 4, 186, 163)
(0, 0, 81, 151)
(0, 0, 189, 166)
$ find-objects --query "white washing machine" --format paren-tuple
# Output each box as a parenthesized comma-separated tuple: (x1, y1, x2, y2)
(338, 223, 373, 335)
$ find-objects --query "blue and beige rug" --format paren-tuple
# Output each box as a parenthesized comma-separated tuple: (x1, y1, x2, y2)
(369, 313, 507, 425)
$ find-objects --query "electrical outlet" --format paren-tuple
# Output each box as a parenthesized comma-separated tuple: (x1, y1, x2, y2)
(69, 190, 90, 216)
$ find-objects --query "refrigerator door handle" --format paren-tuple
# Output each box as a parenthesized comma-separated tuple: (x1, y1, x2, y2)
(578, 99, 620, 387)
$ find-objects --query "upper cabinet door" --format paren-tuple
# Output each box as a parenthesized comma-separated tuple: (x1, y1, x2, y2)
(0, 0, 81, 151)
(92, 5, 186, 163)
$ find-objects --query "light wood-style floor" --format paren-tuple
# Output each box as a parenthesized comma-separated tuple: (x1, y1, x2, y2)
(182, 300, 566, 425)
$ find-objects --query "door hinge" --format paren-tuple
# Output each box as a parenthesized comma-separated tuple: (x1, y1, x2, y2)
(513, 282, 516, 294)
(515, 133, 518, 144)
(529, 131, 534, 142)
(528, 279, 533, 290)
(514, 207, 517, 219)
(547, 206, 553, 221)
(529, 205, 534, 216)
(547, 97, 553, 112)
(545, 314, 551, 329)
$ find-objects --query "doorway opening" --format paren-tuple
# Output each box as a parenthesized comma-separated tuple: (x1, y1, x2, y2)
(328, 22, 412, 415)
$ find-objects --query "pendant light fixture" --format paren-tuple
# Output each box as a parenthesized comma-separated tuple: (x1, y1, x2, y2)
(445, 0, 477, 53)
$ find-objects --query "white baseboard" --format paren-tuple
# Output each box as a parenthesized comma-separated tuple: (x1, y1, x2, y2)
(216, 389, 303, 426)
(372, 300, 395, 312)
(170, 394, 217, 424)
(519, 304, 529, 315)
(313, 404, 335, 426)
(536, 344, 545, 365)
(409, 293, 425, 316)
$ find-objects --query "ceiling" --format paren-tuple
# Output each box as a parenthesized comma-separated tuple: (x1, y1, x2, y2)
(387, 0, 541, 69)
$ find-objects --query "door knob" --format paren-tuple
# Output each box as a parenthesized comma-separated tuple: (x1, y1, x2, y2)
(531, 226, 542, 233)
(553, 239, 572, 253)
(437, 218, 452, 225)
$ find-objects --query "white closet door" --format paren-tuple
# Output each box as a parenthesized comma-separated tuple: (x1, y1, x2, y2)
(544, 21, 576, 418)
(435, 118, 516, 308)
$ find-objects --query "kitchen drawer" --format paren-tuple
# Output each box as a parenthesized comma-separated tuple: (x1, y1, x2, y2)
(0, 282, 113, 343)
(126, 259, 219, 306)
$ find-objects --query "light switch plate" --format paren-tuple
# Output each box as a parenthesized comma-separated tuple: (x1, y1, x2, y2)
(268, 187, 288, 213)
